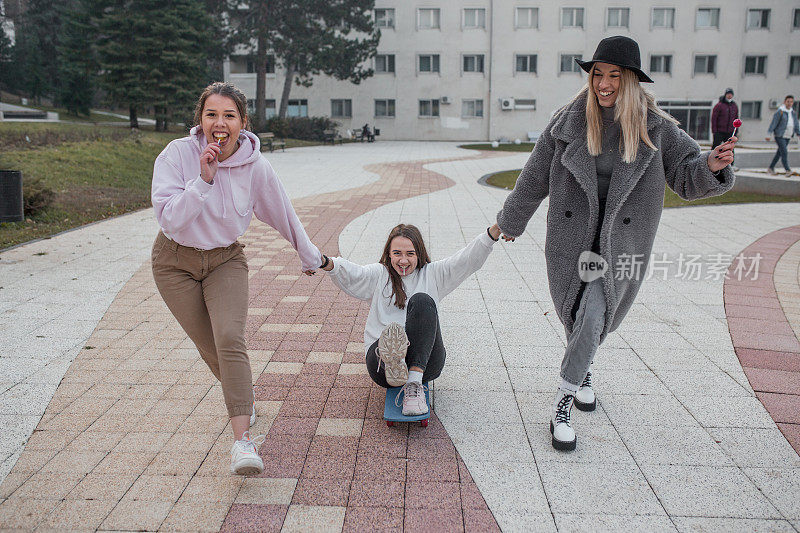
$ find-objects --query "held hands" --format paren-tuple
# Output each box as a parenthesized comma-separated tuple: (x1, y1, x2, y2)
(489, 223, 515, 242)
(200, 142, 222, 183)
(708, 136, 737, 173)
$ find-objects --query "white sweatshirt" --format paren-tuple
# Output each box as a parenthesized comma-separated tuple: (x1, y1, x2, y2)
(327, 231, 497, 352)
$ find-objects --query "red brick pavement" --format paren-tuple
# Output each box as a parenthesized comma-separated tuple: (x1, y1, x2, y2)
(221, 155, 504, 532)
(724, 224, 800, 455)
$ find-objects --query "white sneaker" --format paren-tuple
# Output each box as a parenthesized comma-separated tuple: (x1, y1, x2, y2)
(574, 371, 596, 412)
(377, 322, 409, 387)
(397, 381, 428, 416)
(230, 431, 265, 475)
(550, 389, 576, 451)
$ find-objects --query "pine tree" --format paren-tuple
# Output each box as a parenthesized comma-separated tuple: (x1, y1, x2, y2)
(93, 0, 151, 128)
(16, 0, 61, 102)
(95, 0, 215, 129)
(146, 0, 217, 131)
(56, 0, 96, 116)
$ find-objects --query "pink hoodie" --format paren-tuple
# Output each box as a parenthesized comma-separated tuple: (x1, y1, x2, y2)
(151, 126, 321, 270)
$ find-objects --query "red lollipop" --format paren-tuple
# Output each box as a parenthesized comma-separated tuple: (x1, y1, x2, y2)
(732, 119, 742, 138)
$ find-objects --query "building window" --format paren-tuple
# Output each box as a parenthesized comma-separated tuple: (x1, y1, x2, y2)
(418, 54, 440, 73)
(515, 99, 536, 110)
(650, 55, 672, 74)
(696, 8, 720, 29)
(560, 54, 582, 73)
(746, 9, 769, 29)
(249, 99, 277, 118)
(561, 7, 584, 28)
(515, 54, 537, 73)
(419, 99, 440, 117)
(418, 8, 440, 29)
(462, 54, 484, 73)
(375, 8, 395, 28)
(287, 99, 308, 117)
(657, 100, 712, 141)
(694, 55, 716, 74)
(375, 99, 395, 118)
(791, 56, 800, 75)
(515, 7, 538, 29)
(794, 9, 800, 29)
(652, 8, 675, 28)
(744, 55, 767, 75)
(607, 7, 629, 28)
(331, 99, 352, 118)
(462, 99, 483, 118)
(464, 8, 486, 29)
(375, 54, 395, 73)
(230, 54, 275, 74)
(741, 101, 762, 119)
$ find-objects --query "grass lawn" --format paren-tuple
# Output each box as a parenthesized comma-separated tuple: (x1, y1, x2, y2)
(0, 122, 352, 249)
(460, 142, 536, 152)
(485, 169, 800, 207)
(0, 123, 183, 249)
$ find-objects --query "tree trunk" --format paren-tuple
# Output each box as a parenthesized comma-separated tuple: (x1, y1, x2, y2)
(278, 62, 294, 119)
(253, 0, 270, 132)
(254, 32, 267, 132)
(129, 105, 139, 129)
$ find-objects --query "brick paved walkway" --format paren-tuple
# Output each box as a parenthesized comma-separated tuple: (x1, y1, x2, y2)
(0, 153, 503, 532)
(724, 224, 800, 455)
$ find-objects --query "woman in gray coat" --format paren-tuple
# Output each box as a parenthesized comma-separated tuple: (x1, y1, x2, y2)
(496, 36, 737, 451)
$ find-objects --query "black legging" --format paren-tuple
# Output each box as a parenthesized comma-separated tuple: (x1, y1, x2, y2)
(366, 293, 446, 388)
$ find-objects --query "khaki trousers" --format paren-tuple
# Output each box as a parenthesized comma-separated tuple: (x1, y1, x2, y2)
(151, 231, 253, 417)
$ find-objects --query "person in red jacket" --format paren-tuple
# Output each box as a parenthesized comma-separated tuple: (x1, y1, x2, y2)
(712, 88, 738, 148)
(711, 88, 738, 169)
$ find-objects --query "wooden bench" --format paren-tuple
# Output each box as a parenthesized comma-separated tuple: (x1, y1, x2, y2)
(258, 132, 286, 152)
(323, 129, 343, 145)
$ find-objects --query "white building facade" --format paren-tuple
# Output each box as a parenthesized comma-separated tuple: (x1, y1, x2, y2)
(224, 1, 800, 142)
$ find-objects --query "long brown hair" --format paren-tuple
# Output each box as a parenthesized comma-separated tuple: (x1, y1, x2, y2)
(380, 224, 431, 309)
(193, 82, 249, 130)
(570, 64, 677, 163)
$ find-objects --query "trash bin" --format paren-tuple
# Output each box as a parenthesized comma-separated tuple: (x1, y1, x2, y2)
(0, 170, 24, 222)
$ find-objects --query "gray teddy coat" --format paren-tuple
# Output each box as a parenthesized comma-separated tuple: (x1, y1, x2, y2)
(497, 94, 735, 340)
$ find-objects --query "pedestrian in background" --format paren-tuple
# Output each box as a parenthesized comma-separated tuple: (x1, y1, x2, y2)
(767, 95, 800, 175)
(711, 88, 738, 150)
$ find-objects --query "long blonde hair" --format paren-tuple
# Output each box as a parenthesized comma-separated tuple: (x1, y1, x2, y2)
(578, 65, 677, 163)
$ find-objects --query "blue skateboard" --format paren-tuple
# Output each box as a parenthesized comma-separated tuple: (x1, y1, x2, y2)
(384, 382, 432, 427)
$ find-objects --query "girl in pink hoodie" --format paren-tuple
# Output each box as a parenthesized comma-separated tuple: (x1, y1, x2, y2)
(151, 82, 322, 475)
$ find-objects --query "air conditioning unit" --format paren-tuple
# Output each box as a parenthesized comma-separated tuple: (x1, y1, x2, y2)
(768, 98, 780, 109)
(440, 96, 451, 104)
(500, 97, 515, 110)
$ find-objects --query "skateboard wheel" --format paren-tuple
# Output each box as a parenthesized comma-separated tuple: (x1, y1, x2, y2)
(420, 419, 428, 427)
(386, 421, 395, 427)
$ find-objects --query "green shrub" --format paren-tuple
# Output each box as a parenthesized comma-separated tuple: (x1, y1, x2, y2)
(262, 116, 340, 141)
(23, 178, 55, 216)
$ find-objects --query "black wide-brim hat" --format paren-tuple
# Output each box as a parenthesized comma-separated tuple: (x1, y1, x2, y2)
(576, 35, 653, 83)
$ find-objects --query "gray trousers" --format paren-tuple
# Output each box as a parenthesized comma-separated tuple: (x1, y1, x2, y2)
(560, 278, 606, 386)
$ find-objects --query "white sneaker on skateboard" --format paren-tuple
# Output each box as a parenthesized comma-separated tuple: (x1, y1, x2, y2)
(377, 322, 409, 387)
(398, 381, 428, 416)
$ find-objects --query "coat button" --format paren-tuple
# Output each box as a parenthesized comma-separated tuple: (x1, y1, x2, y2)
(623, 217, 631, 224)
(565, 211, 572, 218)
